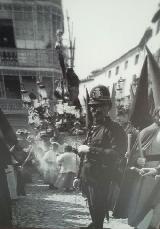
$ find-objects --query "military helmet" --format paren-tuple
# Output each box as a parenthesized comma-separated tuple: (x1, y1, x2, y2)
(88, 85, 112, 107)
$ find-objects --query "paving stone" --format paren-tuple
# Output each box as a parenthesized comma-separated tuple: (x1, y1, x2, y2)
(12, 178, 133, 229)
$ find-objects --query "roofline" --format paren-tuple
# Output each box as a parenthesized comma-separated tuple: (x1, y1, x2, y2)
(103, 45, 142, 72)
(81, 44, 143, 82)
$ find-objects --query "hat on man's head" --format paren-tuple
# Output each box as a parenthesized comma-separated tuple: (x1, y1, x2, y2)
(89, 85, 112, 107)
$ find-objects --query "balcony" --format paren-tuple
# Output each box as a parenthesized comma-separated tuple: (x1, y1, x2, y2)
(0, 98, 27, 114)
(0, 48, 59, 68)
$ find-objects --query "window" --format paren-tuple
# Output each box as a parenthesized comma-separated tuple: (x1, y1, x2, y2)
(135, 54, 139, 65)
(37, 5, 43, 12)
(124, 60, 128, 69)
(108, 70, 111, 78)
(52, 14, 57, 33)
(13, 4, 23, 11)
(15, 12, 24, 21)
(156, 19, 160, 34)
(115, 66, 119, 75)
(0, 75, 5, 97)
(23, 5, 32, 12)
(3, 4, 12, 11)
(4, 75, 21, 98)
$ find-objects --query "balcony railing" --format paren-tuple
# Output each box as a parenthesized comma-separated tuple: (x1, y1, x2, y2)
(0, 48, 59, 68)
(0, 98, 27, 114)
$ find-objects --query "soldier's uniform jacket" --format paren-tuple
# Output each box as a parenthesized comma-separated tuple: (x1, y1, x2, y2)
(80, 116, 127, 185)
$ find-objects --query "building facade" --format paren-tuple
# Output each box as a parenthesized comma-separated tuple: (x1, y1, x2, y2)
(0, 0, 63, 129)
(79, 45, 145, 115)
(79, 5, 160, 119)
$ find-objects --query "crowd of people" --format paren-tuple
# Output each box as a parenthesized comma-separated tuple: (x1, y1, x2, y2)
(1, 84, 160, 229)
(39, 139, 80, 192)
(0, 107, 83, 227)
(14, 131, 81, 194)
(55, 112, 86, 135)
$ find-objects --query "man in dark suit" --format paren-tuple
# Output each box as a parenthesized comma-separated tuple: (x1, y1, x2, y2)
(74, 85, 127, 229)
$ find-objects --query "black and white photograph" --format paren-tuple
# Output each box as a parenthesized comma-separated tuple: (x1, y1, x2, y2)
(0, 0, 160, 229)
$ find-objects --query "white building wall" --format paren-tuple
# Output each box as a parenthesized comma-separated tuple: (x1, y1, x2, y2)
(79, 47, 146, 110)
(79, 8, 160, 113)
(105, 49, 145, 96)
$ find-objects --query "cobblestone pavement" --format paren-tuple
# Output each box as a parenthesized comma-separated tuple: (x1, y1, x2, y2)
(12, 177, 133, 229)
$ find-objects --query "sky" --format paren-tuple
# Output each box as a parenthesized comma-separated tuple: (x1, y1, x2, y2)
(62, 0, 159, 79)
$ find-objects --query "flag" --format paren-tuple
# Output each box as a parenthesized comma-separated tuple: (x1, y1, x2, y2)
(129, 57, 152, 130)
(146, 45, 160, 108)
(66, 68, 81, 109)
(148, 87, 155, 116)
(109, 83, 117, 120)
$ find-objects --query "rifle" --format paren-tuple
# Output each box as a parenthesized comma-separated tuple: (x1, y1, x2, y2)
(76, 131, 91, 179)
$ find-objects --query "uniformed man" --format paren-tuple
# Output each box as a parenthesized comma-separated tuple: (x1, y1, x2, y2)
(73, 85, 127, 229)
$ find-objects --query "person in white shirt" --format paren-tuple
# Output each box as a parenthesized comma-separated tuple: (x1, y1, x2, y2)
(55, 144, 80, 192)
(43, 141, 60, 190)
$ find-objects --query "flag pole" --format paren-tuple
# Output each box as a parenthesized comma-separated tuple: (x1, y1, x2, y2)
(55, 29, 66, 103)
(126, 132, 132, 163)
(137, 130, 144, 158)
